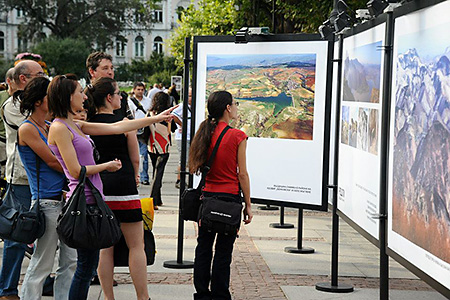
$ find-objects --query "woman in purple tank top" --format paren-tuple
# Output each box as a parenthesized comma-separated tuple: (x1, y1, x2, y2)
(46, 74, 175, 300)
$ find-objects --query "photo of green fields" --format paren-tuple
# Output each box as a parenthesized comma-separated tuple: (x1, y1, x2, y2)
(206, 54, 316, 140)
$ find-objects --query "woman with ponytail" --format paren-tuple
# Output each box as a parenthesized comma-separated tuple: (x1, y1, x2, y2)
(84, 77, 149, 300)
(18, 77, 77, 300)
(47, 74, 175, 300)
(189, 91, 253, 300)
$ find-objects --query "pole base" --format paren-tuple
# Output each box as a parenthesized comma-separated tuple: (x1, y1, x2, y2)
(270, 223, 294, 229)
(284, 246, 315, 254)
(163, 260, 194, 269)
(258, 205, 279, 211)
(315, 282, 354, 293)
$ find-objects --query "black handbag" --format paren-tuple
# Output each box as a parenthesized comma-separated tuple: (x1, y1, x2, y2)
(181, 126, 231, 221)
(200, 194, 243, 235)
(113, 218, 156, 266)
(0, 147, 45, 244)
(56, 166, 122, 250)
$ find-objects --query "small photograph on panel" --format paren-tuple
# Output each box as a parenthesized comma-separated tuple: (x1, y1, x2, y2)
(341, 106, 350, 145)
(349, 106, 358, 148)
(357, 108, 369, 151)
(369, 109, 379, 155)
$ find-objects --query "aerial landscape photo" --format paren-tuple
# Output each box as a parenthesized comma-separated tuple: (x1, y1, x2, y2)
(205, 53, 316, 140)
(342, 41, 382, 103)
(392, 25, 450, 263)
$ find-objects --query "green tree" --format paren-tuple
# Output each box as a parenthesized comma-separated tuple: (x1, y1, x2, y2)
(3, 0, 158, 49)
(168, 0, 239, 68)
(115, 52, 180, 83)
(169, 0, 368, 66)
(32, 37, 92, 77)
(236, 0, 368, 34)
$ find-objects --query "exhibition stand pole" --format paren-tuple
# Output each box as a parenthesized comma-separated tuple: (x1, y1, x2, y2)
(315, 34, 354, 293)
(164, 37, 195, 269)
(377, 11, 394, 300)
(270, 205, 294, 228)
(285, 209, 314, 254)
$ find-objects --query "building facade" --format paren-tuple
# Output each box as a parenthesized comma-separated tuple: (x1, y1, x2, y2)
(0, 0, 193, 63)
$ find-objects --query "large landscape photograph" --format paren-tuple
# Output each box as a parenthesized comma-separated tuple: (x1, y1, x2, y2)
(342, 41, 382, 103)
(391, 24, 450, 264)
(206, 54, 316, 140)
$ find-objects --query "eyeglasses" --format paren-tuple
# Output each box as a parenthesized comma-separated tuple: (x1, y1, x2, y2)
(23, 72, 47, 78)
(112, 91, 121, 95)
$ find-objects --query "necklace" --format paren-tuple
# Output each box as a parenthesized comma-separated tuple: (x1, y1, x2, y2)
(30, 116, 49, 134)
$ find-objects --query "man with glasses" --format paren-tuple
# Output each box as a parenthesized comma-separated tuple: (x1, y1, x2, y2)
(0, 60, 45, 300)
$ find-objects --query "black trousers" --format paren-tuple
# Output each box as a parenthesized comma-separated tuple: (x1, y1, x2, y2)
(194, 193, 239, 300)
(149, 152, 169, 206)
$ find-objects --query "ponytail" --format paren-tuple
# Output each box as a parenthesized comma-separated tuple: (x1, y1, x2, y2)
(189, 117, 217, 174)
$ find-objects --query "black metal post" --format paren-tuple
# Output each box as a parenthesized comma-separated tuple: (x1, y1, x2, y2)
(379, 11, 394, 300)
(164, 37, 194, 269)
(285, 209, 314, 254)
(270, 205, 294, 228)
(315, 33, 353, 293)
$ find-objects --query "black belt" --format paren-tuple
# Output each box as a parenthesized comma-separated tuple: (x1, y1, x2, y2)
(45, 194, 63, 201)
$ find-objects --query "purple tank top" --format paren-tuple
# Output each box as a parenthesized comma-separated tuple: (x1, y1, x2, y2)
(48, 118, 104, 204)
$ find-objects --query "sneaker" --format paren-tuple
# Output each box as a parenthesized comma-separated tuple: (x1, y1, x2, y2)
(175, 180, 180, 189)
(141, 180, 150, 185)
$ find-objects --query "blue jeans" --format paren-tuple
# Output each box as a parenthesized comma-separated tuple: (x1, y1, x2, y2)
(0, 184, 31, 297)
(68, 248, 99, 300)
(139, 141, 149, 182)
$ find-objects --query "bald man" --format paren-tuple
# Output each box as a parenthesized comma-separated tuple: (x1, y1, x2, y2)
(0, 60, 45, 300)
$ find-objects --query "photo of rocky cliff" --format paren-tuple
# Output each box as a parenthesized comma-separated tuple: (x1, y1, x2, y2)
(369, 109, 378, 155)
(342, 41, 382, 103)
(392, 32, 450, 263)
(341, 106, 349, 145)
(349, 107, 358, 148)
(357, 108, 369, 151)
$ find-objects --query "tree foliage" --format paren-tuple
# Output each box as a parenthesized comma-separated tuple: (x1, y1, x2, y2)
(168, 0, 239, 69)
(169, 0, 368, 66)
(32, 37, 92, 77)
(115, 52, 180, 84)
(237, 0, 368, 34)
(3, 0, 157, 49)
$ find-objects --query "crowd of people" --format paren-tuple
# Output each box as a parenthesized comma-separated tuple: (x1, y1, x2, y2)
(0, 51, 252, 300)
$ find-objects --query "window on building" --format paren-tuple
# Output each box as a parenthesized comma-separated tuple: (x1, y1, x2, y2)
(17, 9, 24, 18)
(134, 36, 144, 57)
(176, 6, 185, 21)
(153, 9, 163, 23)
(18, 37, 28, 51)
(0, 32, 4, 52)
(153, 36, 163, 54)
(116, 39, 126, 57)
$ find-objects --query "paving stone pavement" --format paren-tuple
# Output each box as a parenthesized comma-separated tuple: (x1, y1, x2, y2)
(1, 143, 448, 299)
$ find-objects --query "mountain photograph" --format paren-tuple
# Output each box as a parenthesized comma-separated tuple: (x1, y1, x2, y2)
(342, 41, 382, 103)
(392, 29, 450, 263)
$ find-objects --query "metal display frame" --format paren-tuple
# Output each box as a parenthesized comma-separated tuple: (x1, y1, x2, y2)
(191, 34, 333, 212)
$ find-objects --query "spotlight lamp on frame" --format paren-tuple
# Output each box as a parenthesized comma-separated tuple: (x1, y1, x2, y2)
(367, 0, 389, 17)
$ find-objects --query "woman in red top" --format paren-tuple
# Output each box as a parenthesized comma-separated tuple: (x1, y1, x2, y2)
(189, 90, 253, 300)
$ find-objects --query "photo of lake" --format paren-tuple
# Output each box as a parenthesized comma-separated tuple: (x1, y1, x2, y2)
(206, 54, 316, 140)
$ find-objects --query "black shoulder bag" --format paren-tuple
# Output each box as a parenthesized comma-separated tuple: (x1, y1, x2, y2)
(56, 166, 122, 249)
(181, 125, 231, 221)
(0, 146, 46, 244)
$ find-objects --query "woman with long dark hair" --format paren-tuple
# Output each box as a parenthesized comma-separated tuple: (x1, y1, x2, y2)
(189, 90, 253, 300)
(148, 91, 171, 209)
(85, 77, 149, 300)
(18, 77, 77, 300)
(46, 74, 174, 300)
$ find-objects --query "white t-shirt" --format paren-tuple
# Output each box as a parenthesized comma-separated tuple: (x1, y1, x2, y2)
(146, 87, 162, 102)
(128, 95, 151, 120)
(171, 102, 191, 141)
